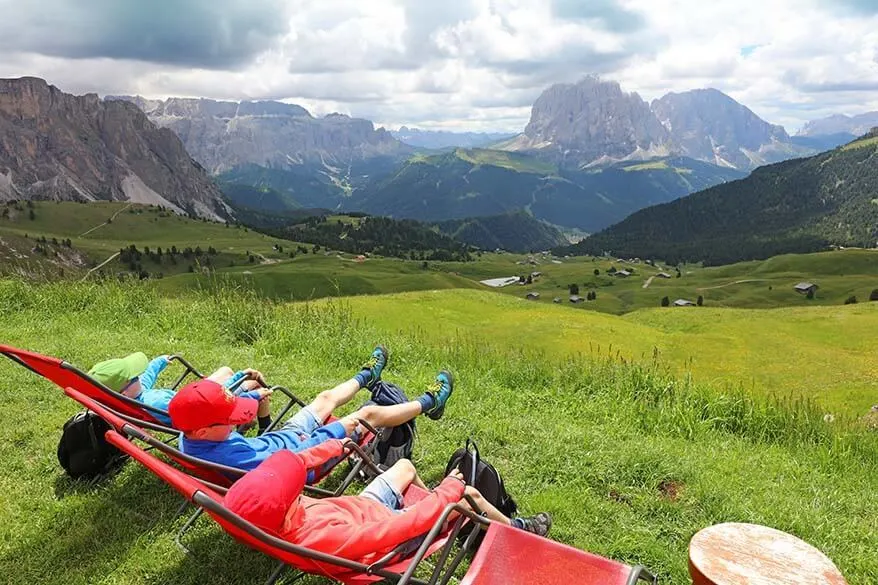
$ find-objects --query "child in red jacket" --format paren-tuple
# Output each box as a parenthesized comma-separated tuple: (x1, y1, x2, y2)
(225, 443, 552, 567)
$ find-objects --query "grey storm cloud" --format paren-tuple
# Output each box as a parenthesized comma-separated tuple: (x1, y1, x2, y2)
(551, 0, 646, 32)
(287, 1, 478, 74)
(0, 0, 291, 69)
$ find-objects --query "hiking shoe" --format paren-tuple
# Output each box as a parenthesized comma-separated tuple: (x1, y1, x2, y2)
(518, 512, 553, 537)
(360, 345, 388, 389)
(424, 370, 454, 420)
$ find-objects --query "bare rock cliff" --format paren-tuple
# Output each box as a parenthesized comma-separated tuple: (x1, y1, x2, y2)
(0, 78, 229, 219)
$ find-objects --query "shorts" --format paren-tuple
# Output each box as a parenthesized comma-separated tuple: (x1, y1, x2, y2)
(281, 405, 322, 436)
(360, 476, 426, 557)
(360, 475, 405, 510)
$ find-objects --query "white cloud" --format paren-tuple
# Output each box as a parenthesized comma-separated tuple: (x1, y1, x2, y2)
(0, 0, 876, 133)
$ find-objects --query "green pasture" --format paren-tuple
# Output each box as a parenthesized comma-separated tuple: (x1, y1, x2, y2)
(338, 289, 878, 416)
(156, 255, 482, 300)
(3, 202, 876, 317)
(0, 280, 875, 585)
(0, 201, 296, 278)
(435, 249, 878, 314)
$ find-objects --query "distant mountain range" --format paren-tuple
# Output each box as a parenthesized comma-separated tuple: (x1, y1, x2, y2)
(798, 112, 878, 138)
(391, 127, 516, 149)
(563, 130, 878, 265)
(111, 77, 869, 235)
(107, 96, 412, 175)
(0, 78, 228, 219)
(497, 77, 814, 171)
(4, 75, 872, 251)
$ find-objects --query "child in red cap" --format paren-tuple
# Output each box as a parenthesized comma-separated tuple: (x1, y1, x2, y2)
(225, 447, 552, 567)
(170, 346, 456, 473)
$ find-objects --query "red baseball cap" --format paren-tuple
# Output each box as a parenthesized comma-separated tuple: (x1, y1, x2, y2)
(225, 451, 306, 533)
(168, 379, 259, 432)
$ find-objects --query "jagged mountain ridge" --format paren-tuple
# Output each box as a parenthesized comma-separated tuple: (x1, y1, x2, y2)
(0, 78, 228, 220)
(652, 88, 797, 169)
(499, 77, 671, 167)
(109, 95, 412, 175)
(798, 112, 878, 138)
(499, 77, 814, 170)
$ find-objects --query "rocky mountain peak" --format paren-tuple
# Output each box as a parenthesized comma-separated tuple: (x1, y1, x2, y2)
(516, 76, 669, 165)
(651, 88, 791, 168)
(501, 78, 812, 170)
(0, 78, 228, 219)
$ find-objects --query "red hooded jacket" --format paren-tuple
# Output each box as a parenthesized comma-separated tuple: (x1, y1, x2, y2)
(225, 441, 466, 565)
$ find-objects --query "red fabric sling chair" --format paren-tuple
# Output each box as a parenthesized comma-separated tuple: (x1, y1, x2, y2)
(106, 422, 658, 585)
(104, 421, 483, 585)
(1, 343, 308, 434)
(64, 385, 379, 552)
(2, 344, 377, 478)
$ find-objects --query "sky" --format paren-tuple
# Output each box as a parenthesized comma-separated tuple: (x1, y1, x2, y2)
(0, 0, 876, 133)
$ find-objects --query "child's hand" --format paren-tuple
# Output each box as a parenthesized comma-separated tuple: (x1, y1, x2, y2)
(448, 468, 465, 483)
(338, 414, 361, 437)
(243, 368, 267, 386)
(255, 388, 273, 400)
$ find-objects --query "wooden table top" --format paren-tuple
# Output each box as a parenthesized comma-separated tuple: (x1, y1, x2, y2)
(688, 523, 847, 585)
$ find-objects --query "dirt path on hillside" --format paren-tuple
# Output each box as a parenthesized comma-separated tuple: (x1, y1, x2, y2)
(696, 279, 766, 291)
(80, 251, 120, 281)
(79, 203, 132, 237)
(642, 276, 655, 289)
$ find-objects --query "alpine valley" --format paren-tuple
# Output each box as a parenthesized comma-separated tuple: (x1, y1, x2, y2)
(0, 76, 853, 238)
(108, 76, 838, 232)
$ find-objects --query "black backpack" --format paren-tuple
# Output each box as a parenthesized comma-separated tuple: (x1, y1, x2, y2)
(445, 439, 518, 547)
(357, 381, 416, 479)
(57, 411, 127, 480)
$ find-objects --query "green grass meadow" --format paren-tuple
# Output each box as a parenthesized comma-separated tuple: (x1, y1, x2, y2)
(0, 280, 876, 584)
(339, 290, 878, 415)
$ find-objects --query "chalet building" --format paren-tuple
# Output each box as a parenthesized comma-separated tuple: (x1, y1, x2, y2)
(794, 282, 819, 295)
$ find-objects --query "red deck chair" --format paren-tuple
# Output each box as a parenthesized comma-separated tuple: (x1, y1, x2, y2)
(459, 522, 656, 585)
(0, 344, 312, 435)
(65, 386, 377, 496)
(105, 424, 657, 585)
(1, 343, 182, 430)
(65, 386, 380, 551)
(105, 426, 487, 585)
(1, 343, 365, 451)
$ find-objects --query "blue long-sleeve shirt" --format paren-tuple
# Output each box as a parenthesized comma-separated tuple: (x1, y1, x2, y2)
(137, 357, 261, 425)
(180, 420, 348, 471)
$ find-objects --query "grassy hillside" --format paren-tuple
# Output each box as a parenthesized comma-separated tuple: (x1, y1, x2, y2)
(156, 255, 482, 300)
(338, 289, 878, 416)
(566, 130, 878, 265)
(4, 203, 876, 315)
(354, 151, 744, 232)
(0, 201, 296, 279)
(0, 280, 875, 585)
(453, 148, 559, 174)
(436, 211, 568, 252)
(432, 249, 878, 314)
